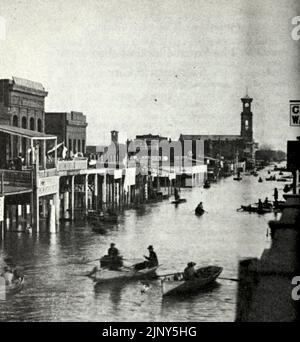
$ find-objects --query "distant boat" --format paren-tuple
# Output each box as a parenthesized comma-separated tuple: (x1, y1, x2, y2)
(160, 266, 223, 297)
(195, 207, 205, 216)
(203, 180, 211, 189)
(233, 176, 242, 181)
(238, 205, 272, 214)
(2, 277, 25, 297)
(171, 198, 187, 204)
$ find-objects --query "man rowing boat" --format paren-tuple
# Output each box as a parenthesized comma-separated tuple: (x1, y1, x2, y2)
(183, 262, 198, 281)
(135, 245, 159, 270)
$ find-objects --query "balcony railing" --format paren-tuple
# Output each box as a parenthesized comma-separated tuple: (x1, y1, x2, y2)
(57, 159, 88, 172)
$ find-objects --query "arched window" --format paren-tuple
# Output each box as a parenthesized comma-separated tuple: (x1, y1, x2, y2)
(22, 117, 27, 129)
(245, 120, 249, 131)
(12, 115, 18, 127)
(30, 118, 35, 130)
(37, 119, 42, 132)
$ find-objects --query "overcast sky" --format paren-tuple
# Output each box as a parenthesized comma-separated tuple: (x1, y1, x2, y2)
(0, 0, 299, 149)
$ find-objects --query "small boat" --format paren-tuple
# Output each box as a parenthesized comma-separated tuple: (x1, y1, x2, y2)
(91, 224, 107, 234)
(90, 265, 159, 284)
(277, 178, 287, 182)
(233, 177, 242, 181)
(1, 277, 25, 297)
(203, 181, 211, 189)
(160, 266, 222, 297)
(171, 198, 187, 204)
(195, 207, 204, 216)
(87, 210, 118, 223)
(239, 205, 272, 214)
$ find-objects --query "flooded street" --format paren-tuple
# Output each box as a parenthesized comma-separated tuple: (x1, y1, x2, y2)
(0, 169, 285, 322)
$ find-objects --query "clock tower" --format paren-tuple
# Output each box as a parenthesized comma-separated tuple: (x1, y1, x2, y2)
(240, 92, 253, 142)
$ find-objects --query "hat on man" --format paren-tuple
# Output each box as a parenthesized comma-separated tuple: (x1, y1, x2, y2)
(147, 245, 153, 250)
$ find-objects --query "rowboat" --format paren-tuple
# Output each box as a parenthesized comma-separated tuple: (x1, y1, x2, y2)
(239, 205, 272, 214)
(233, 177, 242, 181)
(87, 210, 118, 223)
(89, 265, 159, 284)
(195, 207, 204, 216)
(160, 266, 223, 297)
(171, 198, 187, 204)
(0, 277, 25, 297)
(203, 181, 211, 189)
(91, 224, 107, 234)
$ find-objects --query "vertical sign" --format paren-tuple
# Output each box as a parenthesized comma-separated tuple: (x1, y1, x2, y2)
(290, 101, 300, 126)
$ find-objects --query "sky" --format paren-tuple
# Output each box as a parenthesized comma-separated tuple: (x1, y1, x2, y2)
(0, 0, 299, 149)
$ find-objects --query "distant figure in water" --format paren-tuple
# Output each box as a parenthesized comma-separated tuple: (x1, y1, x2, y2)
(273, 188, 278, 202)
(258, 199, 263, 211)
(174, 188, 180, 201)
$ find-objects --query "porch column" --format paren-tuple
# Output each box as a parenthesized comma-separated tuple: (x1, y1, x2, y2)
(71, 175, 75, 220)
(85, 174, 89, 214)
(94, 173, 98, 210)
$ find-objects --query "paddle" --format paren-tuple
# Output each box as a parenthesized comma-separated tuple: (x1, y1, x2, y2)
(218, 277, 239, 282)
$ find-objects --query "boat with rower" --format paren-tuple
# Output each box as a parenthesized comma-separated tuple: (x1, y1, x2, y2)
(238, 204, 272, 214)
(203, 180, 211, 189)
(171, 198, 187, 204)
(160, 266, 223, 297)
(87, 210, 118, 223)
(0, 276, 25, 297)
(89, 265, 159, 284)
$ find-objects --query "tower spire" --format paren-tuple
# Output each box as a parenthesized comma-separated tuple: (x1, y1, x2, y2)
(245, 86, 248, 97)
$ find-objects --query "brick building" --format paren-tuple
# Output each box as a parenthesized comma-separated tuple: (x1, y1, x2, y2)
(179, 93, 258, 169)
(0, 76, 48, 163)
(45, 111, 87, 156)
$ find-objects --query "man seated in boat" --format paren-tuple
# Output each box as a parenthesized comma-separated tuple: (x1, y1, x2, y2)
(174, 188, 180, 201)
(258, 199, 263, 212)
(195, 202, 204, 214)
(135, 245, 159, 270)
(101, 243, 123, 270)
(1, 266, 14, 285)
(183, 262, 198, 281)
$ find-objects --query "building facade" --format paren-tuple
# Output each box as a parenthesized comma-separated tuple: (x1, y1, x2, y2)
(0, 76, 48, 164)
(45, 111, 87, 156)
(179, 94, 258, 169)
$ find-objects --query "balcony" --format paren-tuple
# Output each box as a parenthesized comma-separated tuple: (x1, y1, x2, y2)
(57, 159, 88, 172)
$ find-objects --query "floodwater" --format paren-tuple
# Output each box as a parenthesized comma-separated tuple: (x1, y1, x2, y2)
(0, 167, 288, 321)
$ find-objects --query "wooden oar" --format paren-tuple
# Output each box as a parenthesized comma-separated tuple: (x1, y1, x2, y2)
(218, 277, 239, 282)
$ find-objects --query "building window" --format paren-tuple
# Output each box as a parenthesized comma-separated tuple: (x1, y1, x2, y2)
(73, 139, 76, 153)
(78, 140, 81, 153)
(37, 119, 42, 132)
(82, 140, 85, 154)
(30, 118, 35, 130)
(12, 115, 18, 127)
(21, 117, 27, 129)
(69, 139, 72, 153)
(245, 120, 249, 131)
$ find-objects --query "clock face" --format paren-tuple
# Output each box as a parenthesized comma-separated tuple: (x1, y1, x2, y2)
(245, 103, 249, 107)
